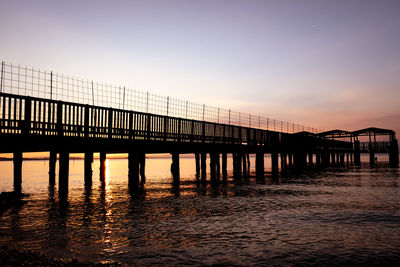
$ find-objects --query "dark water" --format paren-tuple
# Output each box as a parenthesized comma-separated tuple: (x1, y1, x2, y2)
(1, 156, 400, 266)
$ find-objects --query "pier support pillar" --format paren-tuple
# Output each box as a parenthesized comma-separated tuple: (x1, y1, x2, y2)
(195, 153, 200, 179)
(288, 153, 293, 167)
(139, 152, 146, 184)
(389, 139, 399, 168)
(233, 152, 242, 180)
(59, 152, 69, 195)
(308, 153, 313, 167)
(49, 151, 57, 185)
(242, 153, 248, 178)
(316, 151, 321, 166)
(340, 153, 345, 166)
(210, 152, 217, 183)
(201, 152, 207, 181)
(294, 152, 306, 169)
(100, 152, 106, 181)
(171, 153, 180, 185)
(280, 153, 286, 170)
(346, 153, 350, 165)
(216, 153, 221, 180)
(354, 141, 361, 166)
(271, 152, 278, 177)
(222, 153, 228, 180)
(369, 147, 375, 166)
(256, 151, 264, 181)
(331, 152, 336, 166)
(128, 152, 140, 191)
(84, 152, 93, 185)
(13, 151, 22, 192)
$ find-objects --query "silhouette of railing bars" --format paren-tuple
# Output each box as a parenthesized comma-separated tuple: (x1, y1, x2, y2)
(0, 61, 320, 134)
(359, 141, 391, 152)
(0, 92, 290, 146)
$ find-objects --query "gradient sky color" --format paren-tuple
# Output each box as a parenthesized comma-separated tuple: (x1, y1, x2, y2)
(1, 0, 400, 133)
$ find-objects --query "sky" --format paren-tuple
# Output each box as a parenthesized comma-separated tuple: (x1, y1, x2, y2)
(1, 0, 400, 134)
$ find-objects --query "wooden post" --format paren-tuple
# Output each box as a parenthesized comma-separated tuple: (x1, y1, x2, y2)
(100, 152, 106, 182)
(23, 98, 31, 136)
(339, 153, 344, 166)
(256, 150, 264, 181)
(171, 153, 180, 185)
(195, 153, 200, 179)
(139, 152, 146, 184)
(59, 152, 69, 195)
(216, 153, 221, 180)
(201, 152, 207, 181)
(13, 151, 22, 192)
(242, 153, 247, 177)
(108, 108, 113, 139)
(354, 141, 361, 166)
(331, 152, 336, 166)
(128, 152, 139, 191)
(222, 153, 228, 180)
(369, 146, 375, 166)
(84, 152, 93, 185)
(49, 151, 57, 185)
(210, 152, 216, 183)
(389, 138, 399, 168)
(288, 153, 293, 167)
(236, 152, 242, 180)
(316, 151, 321, 166)
(308, 153, 313, 167)
(271, 152, 278, 177)
(280, 153, 286, 170)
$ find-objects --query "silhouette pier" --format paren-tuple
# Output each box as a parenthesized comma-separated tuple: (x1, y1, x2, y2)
(0, 62, 398, 194)
(1, 91, 398, 194)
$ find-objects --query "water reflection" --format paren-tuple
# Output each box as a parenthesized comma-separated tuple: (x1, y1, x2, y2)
(1, 158, 400, 265)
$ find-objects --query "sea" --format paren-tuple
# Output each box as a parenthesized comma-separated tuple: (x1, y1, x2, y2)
(1, 154, 400, 266)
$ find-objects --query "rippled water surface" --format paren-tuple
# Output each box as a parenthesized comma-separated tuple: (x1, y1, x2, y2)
(1, 155, 400, 266)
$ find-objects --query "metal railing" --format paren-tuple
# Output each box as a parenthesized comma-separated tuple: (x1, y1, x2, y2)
(359, 141, 391, 152)
(0, 61, 320, 133)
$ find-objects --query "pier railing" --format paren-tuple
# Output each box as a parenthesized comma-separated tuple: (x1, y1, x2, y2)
(0, 92, 289, 146)
(0, 61, 320, 134)
(359, 141, 391, 153)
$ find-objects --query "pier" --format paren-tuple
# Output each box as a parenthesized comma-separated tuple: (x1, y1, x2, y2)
(0, 62, 398, 194)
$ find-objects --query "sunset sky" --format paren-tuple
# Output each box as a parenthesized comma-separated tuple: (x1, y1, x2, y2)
(1, 0, 400, 134)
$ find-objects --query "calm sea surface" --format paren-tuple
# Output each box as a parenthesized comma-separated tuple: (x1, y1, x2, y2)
(1, 154, 400, 266)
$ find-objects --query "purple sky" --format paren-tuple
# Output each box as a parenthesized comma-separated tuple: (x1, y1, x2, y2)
(1, 0, 400, 134)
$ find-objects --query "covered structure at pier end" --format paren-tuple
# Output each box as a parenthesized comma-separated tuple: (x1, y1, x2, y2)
(319, 127, 399, 167)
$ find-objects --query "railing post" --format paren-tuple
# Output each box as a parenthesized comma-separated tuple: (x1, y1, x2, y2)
(1, 61, 5, 93)
(190, 120, 194, 142)
(202, 121, 205, 143)
(177, 118, 181, 142)
(164, 117, 168, 141)
(23, 97, 32, 136)
(108, 108, 113, 139)
(147, 114, 151, 140)
(50, 71, 53, 100)
(129, 111, 134, 140)
(56, 101, 63, 137)
(84, 105, 89, 138)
